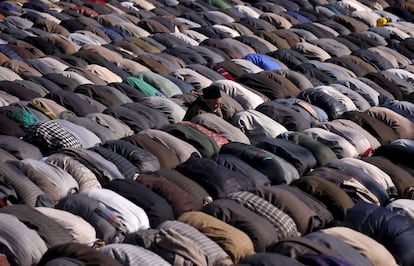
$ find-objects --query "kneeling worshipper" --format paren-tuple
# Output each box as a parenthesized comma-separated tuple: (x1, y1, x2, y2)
(183, 86, 223, 121)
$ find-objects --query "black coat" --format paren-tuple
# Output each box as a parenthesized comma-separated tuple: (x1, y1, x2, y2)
(255, 137, 317, 176)
(175, 154, 242, 199)
(219, 142, 289, 184)
(255, 100, 312, 131)
(104, 179, 174, 228)
(202, 199, 279, 252)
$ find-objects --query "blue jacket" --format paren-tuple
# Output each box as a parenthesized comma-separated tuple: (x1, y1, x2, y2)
(344, 202, 414, 266)
(243, 53, 280, 71)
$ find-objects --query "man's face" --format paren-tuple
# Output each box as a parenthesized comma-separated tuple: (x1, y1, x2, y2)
(205, 98, 222, 111)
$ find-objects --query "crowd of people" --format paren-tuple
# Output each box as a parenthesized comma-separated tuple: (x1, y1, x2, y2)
(1, 0, 414, 265)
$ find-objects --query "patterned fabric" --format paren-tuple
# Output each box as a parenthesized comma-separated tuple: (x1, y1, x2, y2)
(18, 158, 79, 202)
(0, 162, 54, 207)
(157, 220, 232, 266)
(228, 191, 300, 240)
(85, 188, 150, 234)
(179, 121, 229, 148)
(91, 146, 139, 180)
(25, 120, 82, 154)
(94, 202, 127, 233)
(163, 123, 220, 158)
(100, 243, 171, 266)
(61, 148, 114, 186)
(46, 153, 102, 192)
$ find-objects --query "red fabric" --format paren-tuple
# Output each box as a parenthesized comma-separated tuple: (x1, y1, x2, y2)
(0, 254, 10, 266)
(361, 147, 374, 158)
(0, 198, 6, 208)
(179, 121, 229, 147)
(216, 67, 236, 81)
(210, 64, 236, 81)
(72, 6, 99, 17)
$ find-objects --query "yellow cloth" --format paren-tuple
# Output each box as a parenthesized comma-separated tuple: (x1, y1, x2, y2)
(376, 17, 388, 27)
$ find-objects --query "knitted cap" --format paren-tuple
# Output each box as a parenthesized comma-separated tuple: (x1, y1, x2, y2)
(202, 86, 221, 99)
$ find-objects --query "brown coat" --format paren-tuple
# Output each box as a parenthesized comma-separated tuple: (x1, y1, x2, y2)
(255, 185, 320, 234)
(179, 211, 254, 263)
(122, 134, 180, 169)
(292, 176, 355, 222)
(136, 174, 197, 218)
(322, 227, 398, 266)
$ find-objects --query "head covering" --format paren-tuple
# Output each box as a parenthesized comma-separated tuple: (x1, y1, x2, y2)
(376, 17, 388, 27)
(203, 86, 221, 99)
